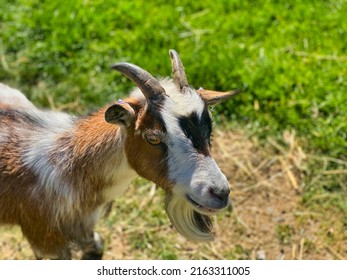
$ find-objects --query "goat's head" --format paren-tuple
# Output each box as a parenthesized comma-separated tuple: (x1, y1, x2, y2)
(105, 50, 238, 241)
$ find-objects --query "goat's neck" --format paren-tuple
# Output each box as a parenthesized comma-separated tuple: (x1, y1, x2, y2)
(73, 108, 123, 160)
(55, 107, 137, 192)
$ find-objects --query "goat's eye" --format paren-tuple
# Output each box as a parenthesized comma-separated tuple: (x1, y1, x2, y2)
(145, 134, 162, 146)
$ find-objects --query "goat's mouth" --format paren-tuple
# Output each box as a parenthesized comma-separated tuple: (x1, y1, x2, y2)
(186, 195, 220, 215)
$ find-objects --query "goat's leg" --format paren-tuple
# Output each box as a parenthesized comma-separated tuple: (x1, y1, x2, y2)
(21, 224, 72, 260)
(26, 235, 72, 260)
(20, 207, 71, 260)
(80, 232, 104, 260)
(32, 247, 72, 260)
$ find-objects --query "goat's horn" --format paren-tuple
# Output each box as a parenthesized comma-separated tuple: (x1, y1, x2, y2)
(169, 49, 189, 92)
(112, 63, 166, 100)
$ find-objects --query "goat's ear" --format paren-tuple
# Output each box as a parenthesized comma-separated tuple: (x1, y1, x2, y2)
(105, 102, 136, 127)
(197, 89, 240, 105)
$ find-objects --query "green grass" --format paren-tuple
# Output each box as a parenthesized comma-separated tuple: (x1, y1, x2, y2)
(0, 0, 346, 259)
(1, 0, 346, 158)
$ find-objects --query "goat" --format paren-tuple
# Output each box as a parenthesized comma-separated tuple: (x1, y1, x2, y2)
(0, 50, 237, 259)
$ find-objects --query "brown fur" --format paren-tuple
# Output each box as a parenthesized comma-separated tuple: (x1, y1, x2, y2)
(125, 102, 172, 191)
(0, 96, 172, 258)
(0, 52, 235, 258)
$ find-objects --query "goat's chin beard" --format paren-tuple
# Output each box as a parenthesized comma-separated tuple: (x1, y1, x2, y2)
(164, 192, 214, 241)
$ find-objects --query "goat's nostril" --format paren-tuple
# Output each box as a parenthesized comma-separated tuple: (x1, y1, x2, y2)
(209, 187, 230, 200)
(225, 188, 231, 197)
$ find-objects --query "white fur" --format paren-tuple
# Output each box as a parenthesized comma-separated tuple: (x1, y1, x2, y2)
(0, 57, 230, 253)
(22, 110, 77, 221)
(0, 83, 36, 109)
(102, 153, 137, 202)
(23, 118, 136, 224)
(130, 78, 205, 116)
(165, 193, 213, 241)
(93, 232, 104, 253)
(162, 82, 205, 117)
(0, 126, 9, 143)
(131, 78, 229, 213)
(160, 87, 229, 211)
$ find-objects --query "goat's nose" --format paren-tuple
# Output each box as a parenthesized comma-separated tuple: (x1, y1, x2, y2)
(209, 186, 230, 201)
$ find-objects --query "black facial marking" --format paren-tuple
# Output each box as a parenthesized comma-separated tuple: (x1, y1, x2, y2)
(178, 107, 212, 156)
(201, 107, 213, 142)
(193, 211, 213, 234)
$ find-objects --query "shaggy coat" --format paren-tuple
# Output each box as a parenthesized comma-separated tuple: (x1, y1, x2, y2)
(0, 50, 236, 259)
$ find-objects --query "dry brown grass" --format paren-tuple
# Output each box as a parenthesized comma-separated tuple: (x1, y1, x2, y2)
(0, 129, 346, 259)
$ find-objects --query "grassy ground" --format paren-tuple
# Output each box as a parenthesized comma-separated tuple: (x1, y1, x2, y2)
(1, 130, 345, 259)
(0, 0, 346, 259)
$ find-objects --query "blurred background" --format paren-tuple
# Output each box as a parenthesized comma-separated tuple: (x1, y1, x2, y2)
(0, 0, 346, 259)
